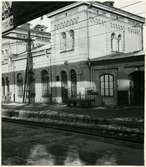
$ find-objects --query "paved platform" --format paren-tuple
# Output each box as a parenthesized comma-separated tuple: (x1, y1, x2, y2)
(2, 103, 144, 143)
(2, 102, 144, 119)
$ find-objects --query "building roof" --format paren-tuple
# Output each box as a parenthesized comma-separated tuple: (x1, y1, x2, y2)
(47, 1, 145, 23)
(12, 44, 51, 61)
(91, 50, 145, 65)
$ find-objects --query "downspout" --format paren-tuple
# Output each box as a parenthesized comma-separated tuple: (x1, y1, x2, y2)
(141, 24, 144, 51)
(86, 5, 92, 87)
(50, 50, 53, 104)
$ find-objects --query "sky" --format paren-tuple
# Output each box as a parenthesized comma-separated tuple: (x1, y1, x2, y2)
(29, 0, 146, 32)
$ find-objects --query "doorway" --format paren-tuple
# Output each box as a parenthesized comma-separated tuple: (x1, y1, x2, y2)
(129, 71, 144, 105)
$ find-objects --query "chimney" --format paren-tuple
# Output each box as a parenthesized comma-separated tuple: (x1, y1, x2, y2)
(103, 1, 114, 7)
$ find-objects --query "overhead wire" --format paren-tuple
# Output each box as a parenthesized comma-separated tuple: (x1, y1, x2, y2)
(4, 1, 145, 53)
(118, 1, 142, 9)
(4, 1, 144, 40)
(6, 18, 143, 50)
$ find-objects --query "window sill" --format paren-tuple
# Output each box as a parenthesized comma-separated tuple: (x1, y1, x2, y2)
(42, 94, 50, 97)
(60, 48, 74, 53)
(101, 95, 114, 97)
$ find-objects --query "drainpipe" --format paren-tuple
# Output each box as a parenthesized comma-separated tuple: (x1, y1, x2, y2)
(13, 60, 15, 102)
(141, 24, 144, 51)
(86, 5, 92, 87)
(50, 51, 53, 104)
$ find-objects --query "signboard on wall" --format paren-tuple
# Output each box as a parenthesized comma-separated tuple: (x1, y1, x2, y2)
(2, 2, 14, 33)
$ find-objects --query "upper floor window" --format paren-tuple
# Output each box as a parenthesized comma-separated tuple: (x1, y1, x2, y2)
(117, 34, 122, 52)
(69, 30, 74, 50)
(111, 33, 117, 52)
(100, 74, 114, 97)
(60, 30, 75, 52)
(60, 32, 66, 51)
(111, 33, 123, 52)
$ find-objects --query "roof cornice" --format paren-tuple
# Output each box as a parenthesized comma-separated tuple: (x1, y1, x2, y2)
(47, 1, 145, 23)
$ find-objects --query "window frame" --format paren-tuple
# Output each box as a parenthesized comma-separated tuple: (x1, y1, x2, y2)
(41, 70, 50, 97)
(60, 32, 66, 52)
(69, 30, 74, 50)
(70, 69, 77, 97)
(117, 34, 122, 52)
(111, 32, 115, 51)
(17, 73, 23, 97)
(100, 74, 114, 97)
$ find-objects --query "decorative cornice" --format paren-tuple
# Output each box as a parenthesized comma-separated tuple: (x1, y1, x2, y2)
(47, 2, 145, 23)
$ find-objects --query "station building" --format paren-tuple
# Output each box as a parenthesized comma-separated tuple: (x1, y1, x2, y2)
(2, 1, 145, 106)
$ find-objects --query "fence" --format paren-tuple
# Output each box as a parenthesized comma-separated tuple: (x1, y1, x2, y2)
(67, 87, 98, 107)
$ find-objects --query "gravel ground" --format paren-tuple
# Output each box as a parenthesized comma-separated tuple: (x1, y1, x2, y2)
(2, 120, 144, 165)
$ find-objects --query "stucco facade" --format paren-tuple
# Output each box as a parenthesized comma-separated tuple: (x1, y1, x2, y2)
(2, 2, 145, 106)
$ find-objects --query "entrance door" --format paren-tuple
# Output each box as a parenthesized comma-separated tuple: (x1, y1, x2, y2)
(130, 71, 144, 105)
(61, 71, 68, 103)
(117, 91, 129, 106)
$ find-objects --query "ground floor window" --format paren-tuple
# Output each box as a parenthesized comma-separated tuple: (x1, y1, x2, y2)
(61, 71, 68, 103)
(100, 74, 114, 96)
(70, 69, 77, 97)
(17, 73, 23, 97)
(2, 77, 5, 96)
(6, 77, 10, 94)
(41, 70, 49, 97)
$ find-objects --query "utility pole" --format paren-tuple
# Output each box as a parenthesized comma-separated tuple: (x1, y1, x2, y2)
(23, 27, 34, 103)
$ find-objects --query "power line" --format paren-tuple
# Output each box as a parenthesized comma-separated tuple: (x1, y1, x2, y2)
(135, 11, 145, 15)
(5, 17, 144, 52)
(48, 1, 144, 34)
(4, 1, 144, 41)
(3, 2, 145, 55)
(10, 9, 144, 41)
(12, 24, 142, 56)
(118, 1, 142, 9)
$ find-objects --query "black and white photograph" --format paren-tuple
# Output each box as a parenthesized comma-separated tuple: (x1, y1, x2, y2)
(1, 0, 145, 165)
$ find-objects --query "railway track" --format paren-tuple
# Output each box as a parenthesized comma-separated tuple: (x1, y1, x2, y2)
(3, 117, 144, 144)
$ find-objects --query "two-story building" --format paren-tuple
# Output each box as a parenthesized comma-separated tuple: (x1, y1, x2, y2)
(47, 1, 145, 106)
(2, 1, 145, 106)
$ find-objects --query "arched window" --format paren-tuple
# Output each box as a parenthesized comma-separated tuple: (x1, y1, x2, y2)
(2, 77, 5, 96)
(70, 69, 77, 97)
(56, 75, 60, 81)
(100, 74, 114, 97)
(111, 33, 116, 52)
(61, 71, 68, 102)
(6, 77, 9, 94)
(117, 34, 122, 52)
(41, 70, 50, 97)
(60, 32, 66, 51)
(69, 30, 74, 50)
(27, 71, 35, 101)
(17, 73, 23, 97)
